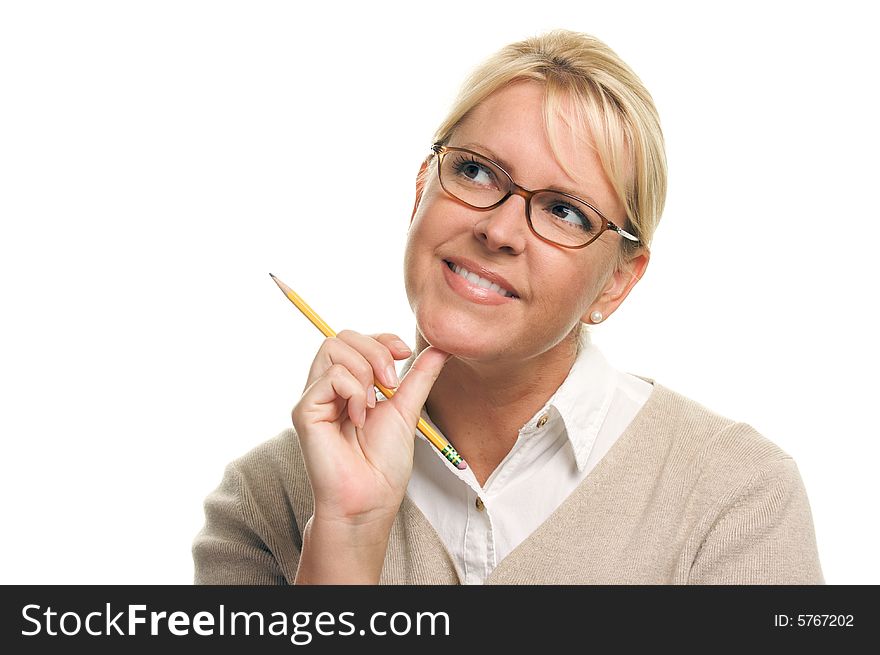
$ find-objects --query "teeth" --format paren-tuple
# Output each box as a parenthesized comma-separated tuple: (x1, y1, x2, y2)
(449, 262, 515, 298)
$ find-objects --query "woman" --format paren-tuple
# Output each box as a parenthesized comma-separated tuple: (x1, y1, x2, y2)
(193, 30, 823, 584)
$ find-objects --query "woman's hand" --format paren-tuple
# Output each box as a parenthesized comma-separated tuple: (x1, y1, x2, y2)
(291, 330, 451, 530)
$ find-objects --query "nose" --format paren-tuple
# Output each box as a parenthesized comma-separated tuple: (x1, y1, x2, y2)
(472, 194, 529, 254)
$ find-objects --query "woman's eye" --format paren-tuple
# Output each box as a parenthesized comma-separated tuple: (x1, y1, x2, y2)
(549, 203, 594, 231)
(453, 158, 496, 187)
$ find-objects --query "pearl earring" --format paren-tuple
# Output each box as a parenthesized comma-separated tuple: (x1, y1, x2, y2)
(590, 310, 604, 324)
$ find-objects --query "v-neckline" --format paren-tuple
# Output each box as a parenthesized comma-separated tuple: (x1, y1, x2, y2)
(399, 377, 663, 584)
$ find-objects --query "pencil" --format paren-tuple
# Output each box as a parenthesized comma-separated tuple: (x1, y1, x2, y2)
(269, 272, 467, 470)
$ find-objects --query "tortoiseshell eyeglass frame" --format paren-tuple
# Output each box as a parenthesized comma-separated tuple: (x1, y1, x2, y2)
(431, 143, 640, 249)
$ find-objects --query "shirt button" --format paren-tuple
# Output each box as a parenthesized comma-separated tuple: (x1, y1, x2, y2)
(536, 414, 549, 428)
(475, 497, 485, 512)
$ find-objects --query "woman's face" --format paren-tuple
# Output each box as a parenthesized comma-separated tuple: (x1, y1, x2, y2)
(404, 80, 645, 363)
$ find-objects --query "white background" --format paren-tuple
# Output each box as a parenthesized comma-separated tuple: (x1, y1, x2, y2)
(1, 0, 877, 584)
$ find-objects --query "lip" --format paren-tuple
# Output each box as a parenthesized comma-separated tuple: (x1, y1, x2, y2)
(442, 256, 520, 298)
(441, 258, 520, 306)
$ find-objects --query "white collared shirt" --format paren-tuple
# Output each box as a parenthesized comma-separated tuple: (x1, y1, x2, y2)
(404, 331, 654, 584)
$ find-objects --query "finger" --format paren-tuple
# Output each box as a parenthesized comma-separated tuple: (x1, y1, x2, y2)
(368, 333, 413, 359)
(304, 333, 380, 397)
(296, 363, 368, 429)
(388, 347, 452, 428)
(335, 329, 402, 389)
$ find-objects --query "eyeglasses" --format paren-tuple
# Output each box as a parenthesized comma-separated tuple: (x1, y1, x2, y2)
(431, 143, 639, 249)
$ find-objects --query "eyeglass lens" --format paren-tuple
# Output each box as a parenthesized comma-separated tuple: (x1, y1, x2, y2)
(438, 150, 603, 247)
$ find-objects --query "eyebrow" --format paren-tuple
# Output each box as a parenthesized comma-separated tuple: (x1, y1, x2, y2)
(456, 141, 604, 208)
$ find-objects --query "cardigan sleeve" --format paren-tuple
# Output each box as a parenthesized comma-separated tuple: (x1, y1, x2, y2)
(192, 462, 291, 585)
(688, 457, 824, 584)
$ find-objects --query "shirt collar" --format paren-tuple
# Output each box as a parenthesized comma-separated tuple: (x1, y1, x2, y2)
(401, 329, 618, 473)
(524, 329, 618, 472)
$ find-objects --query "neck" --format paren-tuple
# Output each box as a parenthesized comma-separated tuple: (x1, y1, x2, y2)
(414, 330, 580, 485)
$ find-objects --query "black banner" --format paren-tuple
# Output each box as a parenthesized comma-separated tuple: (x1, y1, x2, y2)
(2, 585, 874, 652)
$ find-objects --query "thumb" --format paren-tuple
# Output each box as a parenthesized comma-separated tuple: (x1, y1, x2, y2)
(389, 346, 452, 427)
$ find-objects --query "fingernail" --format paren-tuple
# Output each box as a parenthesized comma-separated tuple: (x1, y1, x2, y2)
(359, 408, 366, 428)
(431, 347, 452, 363)
(367, 390, 376, 408)
(392, 339, 412, 354)
(385, 364, 400, 388)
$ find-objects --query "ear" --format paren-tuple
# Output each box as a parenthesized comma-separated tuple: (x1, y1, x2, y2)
(581, 248, 650, 323)
(410, 157, 431, 225)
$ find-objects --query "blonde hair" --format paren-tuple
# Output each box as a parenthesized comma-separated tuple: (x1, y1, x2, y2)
(432, 29, 667, 255)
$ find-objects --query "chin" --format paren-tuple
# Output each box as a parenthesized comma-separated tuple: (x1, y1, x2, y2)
(415, 311, 510, 360)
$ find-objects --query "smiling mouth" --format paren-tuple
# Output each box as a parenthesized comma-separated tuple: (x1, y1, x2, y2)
(444, 260, 518, 299)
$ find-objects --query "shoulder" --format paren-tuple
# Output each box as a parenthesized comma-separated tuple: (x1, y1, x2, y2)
(193, 428, 313, 584)
(638, 381, 796, 487)
(223, 427, 314, 534)
(229, 427, 305, 480)
(646, 381, 792, 457)
(637, 383, 823, 583)
(231, 426, 311, 490)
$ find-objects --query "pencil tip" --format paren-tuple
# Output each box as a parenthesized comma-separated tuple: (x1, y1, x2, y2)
(269, 272, 276, 278)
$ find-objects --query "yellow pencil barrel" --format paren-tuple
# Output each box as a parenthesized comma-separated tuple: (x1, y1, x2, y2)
(269, 273, 466, 470)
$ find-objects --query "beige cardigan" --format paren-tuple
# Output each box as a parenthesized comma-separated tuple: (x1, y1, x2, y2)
(192, 381, 824, 584)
